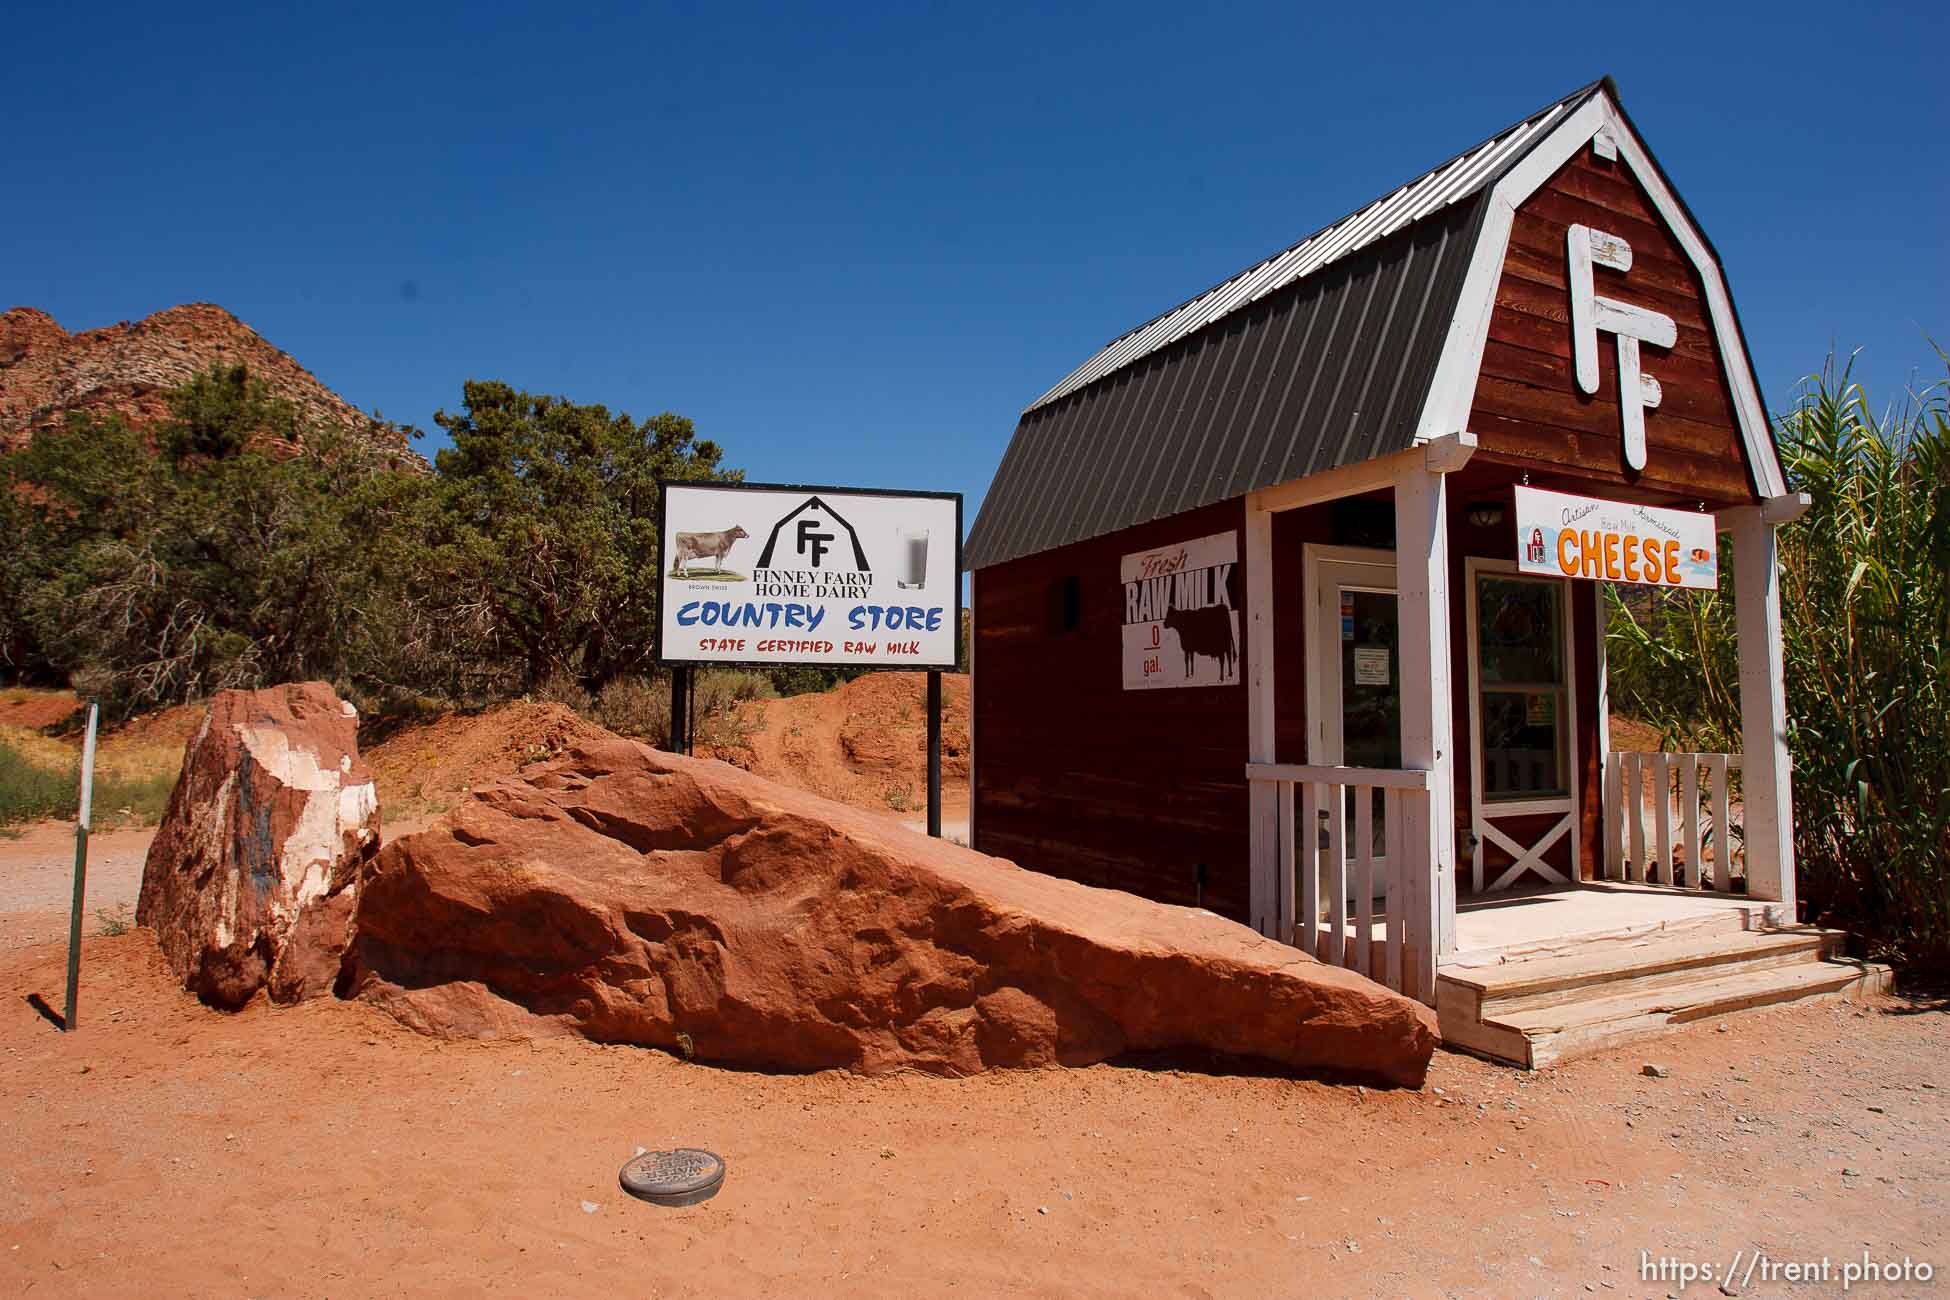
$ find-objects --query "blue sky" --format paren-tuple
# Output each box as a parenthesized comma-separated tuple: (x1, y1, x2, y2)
(8, 2, 1944, 516)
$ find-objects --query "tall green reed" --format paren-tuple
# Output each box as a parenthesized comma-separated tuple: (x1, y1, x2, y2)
(1608, 354, 1948, 972)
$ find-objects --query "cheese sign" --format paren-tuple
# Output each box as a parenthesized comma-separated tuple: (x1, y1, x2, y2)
(1514, 486, 1717, 591)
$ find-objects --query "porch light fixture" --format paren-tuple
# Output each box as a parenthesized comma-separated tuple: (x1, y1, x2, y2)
(1465, 501, 1506, 528)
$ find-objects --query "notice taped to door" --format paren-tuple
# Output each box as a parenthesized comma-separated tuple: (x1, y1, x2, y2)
(1122, 531, 1239, 690)
(1353, 646, 1390, 686)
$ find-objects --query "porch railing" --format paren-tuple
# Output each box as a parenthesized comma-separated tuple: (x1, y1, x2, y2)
(1246, 763, 1434, 998)
(1604, 750, 1744, 892)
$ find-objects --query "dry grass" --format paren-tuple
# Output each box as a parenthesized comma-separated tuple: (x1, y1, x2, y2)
(0, 723, 181, 828)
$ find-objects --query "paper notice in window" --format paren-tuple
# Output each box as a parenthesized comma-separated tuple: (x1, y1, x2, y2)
(1353, 646, 1390, 686)
(1526, 693, 1555, 725)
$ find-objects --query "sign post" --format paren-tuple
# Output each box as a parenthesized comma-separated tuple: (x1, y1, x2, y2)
(63, 702, 100, 1033)
(926, 670, 942, 838)
(657, 481, 962, 835)
(668, 666, 690, 757)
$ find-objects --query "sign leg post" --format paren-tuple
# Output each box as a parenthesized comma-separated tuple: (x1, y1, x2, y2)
(670, 668, 690, 756)
(63, 702, 100, 1033)
(926, 670, 942, 838)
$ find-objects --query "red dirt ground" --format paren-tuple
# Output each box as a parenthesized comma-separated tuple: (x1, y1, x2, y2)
(0, 689, 81, 732)
(2, 697, 1943, 1293)
(359, 701, 618, 821)
(0, 912, 1941, 1296)
(704, 672, 971, 822)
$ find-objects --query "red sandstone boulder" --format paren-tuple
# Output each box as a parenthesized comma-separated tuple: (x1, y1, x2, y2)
(348, 740, 1438, 1086)
(137, 683, 380, 1008)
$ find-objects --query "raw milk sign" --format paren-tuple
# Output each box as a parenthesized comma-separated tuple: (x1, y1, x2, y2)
(1122, 531, 1239, 690)
(1514, 485, 1717, 591)
(658, 481, 961, 669)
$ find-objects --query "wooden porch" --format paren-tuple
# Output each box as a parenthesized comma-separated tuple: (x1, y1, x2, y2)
(1438, 884, 1891, 1069)
(1238, 439, 1885, 1067)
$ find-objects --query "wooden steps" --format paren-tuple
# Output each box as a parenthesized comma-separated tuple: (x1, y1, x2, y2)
(1437, 922, 1891, 1069)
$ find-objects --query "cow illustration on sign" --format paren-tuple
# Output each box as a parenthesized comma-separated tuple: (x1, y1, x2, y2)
(1164, 603, 1237, 682)
(1567, 222, 1676, 472)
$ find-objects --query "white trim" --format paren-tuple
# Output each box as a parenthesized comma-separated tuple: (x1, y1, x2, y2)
(1248, 763, 1432, 791)
(1393, 463, 1457, 985)
(1245, 500, 1283, 937)
(1478, 795, 1575, 818)
(1302, 545, 1397, 766)
(1606, 112, 1786, 498)
(1420, 430, 1479, 473)
(1485, 816, 1573, 889)
(1464, 556, 1582, 892)
(1249, 446, 1417, 514)
(1415, 95, 1610, 444)
(1727, 507, 1796, 909)
(1247, 435, 1476, 519)
(1592, 580, 1614, 879)
(1716, 491, 1811, 527)
(1414, 90, 1788, 500)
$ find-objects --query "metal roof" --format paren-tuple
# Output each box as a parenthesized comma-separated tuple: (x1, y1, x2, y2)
(966, 81, 1609, 571)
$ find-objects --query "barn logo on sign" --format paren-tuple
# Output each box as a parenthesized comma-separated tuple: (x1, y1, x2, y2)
(752, 496, 874, 600)
(1120, 531, 1240, 690)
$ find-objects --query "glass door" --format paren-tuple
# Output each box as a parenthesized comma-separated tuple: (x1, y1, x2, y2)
(1308, 552, 1399, 901)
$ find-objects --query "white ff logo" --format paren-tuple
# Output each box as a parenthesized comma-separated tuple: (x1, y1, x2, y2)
(1567, 223, 1675, 471)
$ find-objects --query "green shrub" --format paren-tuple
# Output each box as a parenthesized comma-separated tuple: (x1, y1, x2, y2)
(95, 764, 178, 826)
(0, 736, 178, 827)
(690, 669, 774, 749)
(533, 668, 594, 715)
(1607, 355, 1949, 972)
(595, 675, 671, 744)
(0, 737, 76, 824)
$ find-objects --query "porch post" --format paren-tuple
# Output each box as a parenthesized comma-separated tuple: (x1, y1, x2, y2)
(1725, 494, 1809, 915)
(1245, 499, 1283, 937)
(1394, 433, 1473, 1000)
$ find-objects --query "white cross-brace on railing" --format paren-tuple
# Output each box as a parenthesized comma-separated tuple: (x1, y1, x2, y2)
(1567, 223, 1677, 471)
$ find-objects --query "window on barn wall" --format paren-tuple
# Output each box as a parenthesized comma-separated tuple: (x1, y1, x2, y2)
(1046, 576, 1082, 635)
(1475, 574, 1569, 801)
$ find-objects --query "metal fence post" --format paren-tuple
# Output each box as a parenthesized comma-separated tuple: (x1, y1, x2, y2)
(63, 702, 100, 1033)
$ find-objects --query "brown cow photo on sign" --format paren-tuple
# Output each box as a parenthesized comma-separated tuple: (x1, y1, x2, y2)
(669, 525, 750, 578)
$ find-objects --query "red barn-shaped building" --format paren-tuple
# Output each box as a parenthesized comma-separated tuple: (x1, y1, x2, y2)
(962, 79, 1884, 1066)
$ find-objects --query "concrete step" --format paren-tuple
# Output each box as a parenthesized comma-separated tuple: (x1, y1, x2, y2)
(1448, 958, 1891, 1069)
(1446, 927, 1845, 1016)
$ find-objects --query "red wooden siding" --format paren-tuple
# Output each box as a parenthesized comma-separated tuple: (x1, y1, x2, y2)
(972, 499, 1255, 921)
(972, 485, 1607, 917)
(1470, 146, 1761, 508)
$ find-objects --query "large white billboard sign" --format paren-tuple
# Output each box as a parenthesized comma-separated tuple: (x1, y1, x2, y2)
(1121, 530, 1240, 690)
(658, 482, 961, 669)
(1514, 485, 1718, 591)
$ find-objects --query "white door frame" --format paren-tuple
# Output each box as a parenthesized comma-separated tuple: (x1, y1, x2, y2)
(1302, 544, 1401, 898)
(1463, 556, 1581, 892)
(1302, 544, 1398, 766)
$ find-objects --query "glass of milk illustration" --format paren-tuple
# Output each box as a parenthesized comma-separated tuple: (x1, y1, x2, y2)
(896, 527, 929, 589)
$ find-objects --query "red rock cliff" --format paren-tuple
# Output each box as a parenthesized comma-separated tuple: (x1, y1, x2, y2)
(0, 303, 421, 466)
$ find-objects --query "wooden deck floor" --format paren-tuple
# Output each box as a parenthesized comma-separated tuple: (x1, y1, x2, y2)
(1444, 881, 1775, 968)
